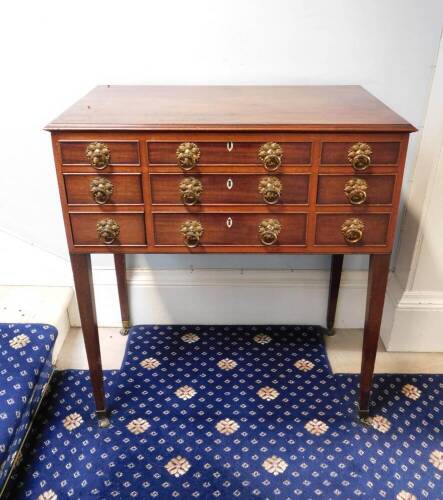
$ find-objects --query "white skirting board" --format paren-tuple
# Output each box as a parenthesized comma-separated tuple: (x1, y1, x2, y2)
(68, 268, 369, 329)
(67, 267, 443, 351)
(380, 274, 443, 352)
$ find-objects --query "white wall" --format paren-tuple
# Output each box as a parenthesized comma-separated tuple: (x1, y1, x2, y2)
(380, 36, 443, 351)
(0, 1, 442, 317)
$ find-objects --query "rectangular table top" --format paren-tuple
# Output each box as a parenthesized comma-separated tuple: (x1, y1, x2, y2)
(45, 85, 415, 133)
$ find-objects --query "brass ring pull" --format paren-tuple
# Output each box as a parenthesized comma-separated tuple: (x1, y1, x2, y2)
(341, 218, 364, 244)
(90, 177, 114, 204)
(259, 218, 282, 246)
(86, 142, 110, 170)
(347, 142, 372, 171)
(179, 177, 203, 206)
(258, 176, 282, 204)
(96, 218, 120, 245)
(176, 142, 201, 170)
(344, 178, 368, 205)
(180, 220, 204, 247)
(258, 142, 283, 171)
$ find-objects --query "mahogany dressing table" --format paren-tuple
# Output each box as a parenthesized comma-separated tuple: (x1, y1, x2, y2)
(46, 86, 416, 427)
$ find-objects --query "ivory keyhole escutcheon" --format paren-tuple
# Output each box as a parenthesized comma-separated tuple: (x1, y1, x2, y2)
(227, 141, 234, 152)
(226, 217, 233, 228)
(226, 178, 234, 190)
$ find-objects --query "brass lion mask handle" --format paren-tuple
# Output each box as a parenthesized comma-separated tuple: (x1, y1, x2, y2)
(180, 220, 204, 247)
(259, 218, 282, 246)
(86, 142, 111, 170)
(96, 218, 120, 245)
(258, 142, 283, 171)
(179, 177, 203, 206)
(341, 218, 364, 244)
(258, 176, 282, 204)
(90, 177, 114, 204)
(176, 142, 201, 170)
(344, 178, 368, 205)
(347, 142, 372, 171)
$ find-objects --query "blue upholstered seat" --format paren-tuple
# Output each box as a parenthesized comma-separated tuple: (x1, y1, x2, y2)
(0, 323, 57, 490)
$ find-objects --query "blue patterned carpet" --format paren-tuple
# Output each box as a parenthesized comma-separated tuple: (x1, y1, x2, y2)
(5, 325, 443, 499)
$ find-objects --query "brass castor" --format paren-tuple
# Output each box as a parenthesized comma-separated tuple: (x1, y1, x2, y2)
(325, 328, 336, 337)
(120, 321, 130, 336)
(96, 410, 111, 428)
(358, 408, 371, 426)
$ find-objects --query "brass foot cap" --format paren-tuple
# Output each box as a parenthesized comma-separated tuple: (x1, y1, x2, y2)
(325, 328, 336, 337)
(358, 408, 371, 425)
(120, 321, 130, 336)
(97, 411, 110, 428)
(98, 417, 110, 428)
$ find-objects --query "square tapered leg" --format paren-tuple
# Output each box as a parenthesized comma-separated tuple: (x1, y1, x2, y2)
(326, 254, 344, 336)
(114, 254, 130, 336)
(70, 253, 109, 427)
(358, 254, 390, 419)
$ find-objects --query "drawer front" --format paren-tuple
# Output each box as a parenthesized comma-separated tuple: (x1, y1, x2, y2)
(60, 141, 140, 166)
(153, 213, 307, 246)
(64, 174, 143, 205)
(317, 175, 395, 205)
(148, 141, 312, 165)
(150, 174, 309, 205)
(320, 141, 400, 166)
(70, 213, 146, 246)
(315, 213, 390, 246)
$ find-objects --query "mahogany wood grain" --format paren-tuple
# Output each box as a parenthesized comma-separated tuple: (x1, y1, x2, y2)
(64, 173, 143, 205)
(69, 205, 145, 214)
(359, 254, 391, 417)
(320, 141, 400, 165)
(148, 164, 311, 175)
(150, 174, 310, 205)
(148, 141, 311, 165)
(59, 140, 140, 165)
(69, 253, 107, 423)
(315, 213, 390, 246)
(317, 174, 395, 205)
(326, 254, 344, 334)
(70, 213, 146, 246)
(305, 139, 319, 247)
(62, 165, 142, 175)
(153, 213, 307, 247)
(68, 245, 397, 255)
(140, 133, 155, 258)
(46, 86, 416, 132)
(318, 166, 399, 175)
(149, 205, 392, 214)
